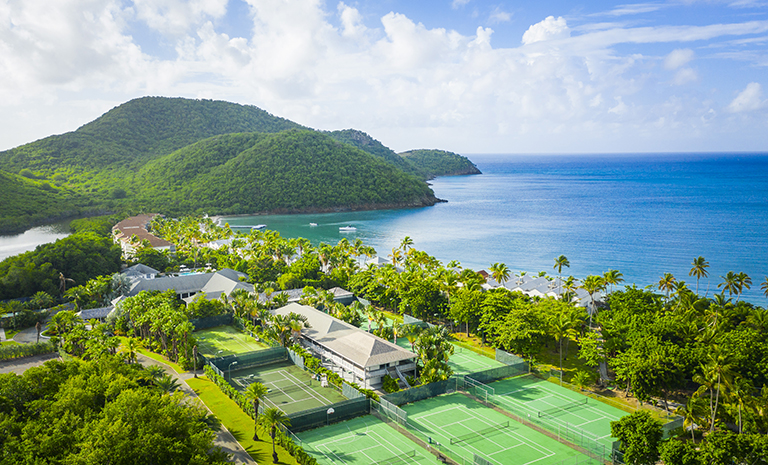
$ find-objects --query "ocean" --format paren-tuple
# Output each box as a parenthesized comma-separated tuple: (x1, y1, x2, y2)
(2, 153, 767, 304)
(222, 153, 768, 304)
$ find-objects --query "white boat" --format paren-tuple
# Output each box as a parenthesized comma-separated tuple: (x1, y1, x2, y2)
(309, 223, 318, 227)
(251, 224, 267, 230)
(339, 226, 357, 232)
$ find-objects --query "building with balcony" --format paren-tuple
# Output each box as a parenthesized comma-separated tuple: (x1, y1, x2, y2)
(272, 302, 417, 390)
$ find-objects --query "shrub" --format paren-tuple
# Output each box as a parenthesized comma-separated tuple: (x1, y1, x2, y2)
(382, 374, 400, 393)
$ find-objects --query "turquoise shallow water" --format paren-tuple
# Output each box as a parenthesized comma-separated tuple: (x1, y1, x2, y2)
(223, 153, 768, 304)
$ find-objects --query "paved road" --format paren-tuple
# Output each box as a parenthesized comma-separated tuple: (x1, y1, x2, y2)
(136, 354, 257, 465)
(13, 324, 50, 344)
(0, 353, 60, 375)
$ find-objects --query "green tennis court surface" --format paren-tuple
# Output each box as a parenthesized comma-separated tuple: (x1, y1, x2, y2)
(448, 343, 504, 375)
(297, 415, 439, 465)
(229, 361, 347, 415)
(483, 375, 626, 450)
(403, 393, 590, 465)
(194, 325, 270, 357)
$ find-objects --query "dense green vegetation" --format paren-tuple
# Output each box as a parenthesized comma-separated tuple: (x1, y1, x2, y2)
(132, 130, 437, 215)
(325, 129, 419, 176)
(0, 215, 122, 300)
(400, 149, 481, 178)
(0, 171, 87, 234)
(0, 355, 228, 464)
(0, 97, 473, 233)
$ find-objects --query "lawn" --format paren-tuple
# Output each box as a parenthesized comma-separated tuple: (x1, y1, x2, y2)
(188, 376, 301, 465)
(194, 325, 270, 357)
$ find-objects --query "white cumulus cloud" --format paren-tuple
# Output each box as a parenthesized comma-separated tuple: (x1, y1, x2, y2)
(522, 16, 570, 45)
(664, 48, 695, 69)
(727, 82, 765, 113)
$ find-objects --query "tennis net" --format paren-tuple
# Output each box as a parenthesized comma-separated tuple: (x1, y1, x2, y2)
(538, 398, 588, 418)
(450, 421, 510, 445)
(373, 449, 417, 465)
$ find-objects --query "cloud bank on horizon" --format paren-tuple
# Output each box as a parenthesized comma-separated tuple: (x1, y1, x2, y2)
(1, 0, 767, 154)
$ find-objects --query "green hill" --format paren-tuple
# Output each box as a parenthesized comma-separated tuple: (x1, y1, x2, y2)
(0, 97, 475, 234)
(326, 129, 421, 177)
(0, 97, 304, 175)
(0, 171, 87, 233)
(399, 149, 481, 178)
(132, 130, 437, 215)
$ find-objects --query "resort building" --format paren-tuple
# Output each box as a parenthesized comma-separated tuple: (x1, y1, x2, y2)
(112, 214, 174, 258)
(125, 267, 253, 302)
(272, 302, 417, 389)
(483, 273, 601, 309)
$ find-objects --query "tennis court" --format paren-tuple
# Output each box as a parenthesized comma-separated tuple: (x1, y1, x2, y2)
(229, 360, 347, 415)
(296, 415, 439, 465)
(448, 343, 505, 375)
(482, 375, 626, 451)
(403, 393, 591, 465)
(194, 325, 270, 357)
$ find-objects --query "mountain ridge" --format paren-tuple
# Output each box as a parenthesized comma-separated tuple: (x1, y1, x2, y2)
(0, 97, 478, 234)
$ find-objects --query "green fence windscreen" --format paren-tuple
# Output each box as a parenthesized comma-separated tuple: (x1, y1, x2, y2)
(208, 347, 288, 372)
(288, 397, 370, 433)
(190, 314, 233, 330)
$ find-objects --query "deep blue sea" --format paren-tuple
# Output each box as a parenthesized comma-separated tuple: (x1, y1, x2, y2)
(3, 153, 767, 304)
(222, 153, 768, 304)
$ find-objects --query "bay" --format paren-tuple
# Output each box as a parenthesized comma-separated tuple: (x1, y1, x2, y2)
(0, 221, 71, 261)
(222, 153, 768, 304)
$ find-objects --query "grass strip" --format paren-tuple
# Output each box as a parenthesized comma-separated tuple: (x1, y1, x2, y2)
(135, 347, 186, 374)
(188, 376, 300, 465)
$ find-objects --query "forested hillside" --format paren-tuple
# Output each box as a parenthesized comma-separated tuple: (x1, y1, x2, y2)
(0, 97, 304, 174)
(326, 129, 420, 177)
(132, 130, 437, 215)
(0, 97, 472, 233)
(400, 149, 481, 178)
(0, 171, 86, 233)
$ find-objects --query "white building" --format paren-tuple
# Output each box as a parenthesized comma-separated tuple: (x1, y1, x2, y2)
(272, 302, 417, 390)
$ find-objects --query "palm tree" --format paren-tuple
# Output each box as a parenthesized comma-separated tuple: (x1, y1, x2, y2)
(728, 377, 753, 434)
(258, 407, 291, 464)
(244, 382, 269, 440)
(693, 346, 735, 432)
(553, 255, 570, 295)
(718, 271, 740, 300)
(489, 262, 510, 287)
(603, 269, 624, 295)
(154, 374, 182, 394)
(762, 276, 768, 304)
(549, 309, 581, 385)
(658, 273, 676, 304)
(580, 275, 604, 327)
(689, 256, 710, 296)
(678, 395, 706, 440)
(735, 272, 752, 303)
(58, 271, 75, 295)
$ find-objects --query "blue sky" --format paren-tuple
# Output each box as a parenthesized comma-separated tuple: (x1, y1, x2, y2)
(1, 0, 766, 154)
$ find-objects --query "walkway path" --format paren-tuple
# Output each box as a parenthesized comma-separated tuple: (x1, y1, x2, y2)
(13, 324, 49, 344)
(0, 327, 6, 341)
(0, 353, 60, 375)
(136, 354, 256, 465)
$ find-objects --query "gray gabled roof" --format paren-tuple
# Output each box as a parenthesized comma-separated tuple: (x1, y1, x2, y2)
(78, 306, 114, 320)
(272, 303, 415, 369)
(122, 264, 160, 277)
(127, 268, 249, 298)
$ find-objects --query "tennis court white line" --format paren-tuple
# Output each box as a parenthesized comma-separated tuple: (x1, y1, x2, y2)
(283, 369, 335, 405)
(315, 428, 422, 464)
(266, 371, 322, 406)
(415, 404, 555, 463)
